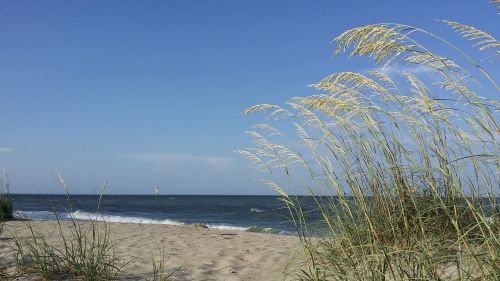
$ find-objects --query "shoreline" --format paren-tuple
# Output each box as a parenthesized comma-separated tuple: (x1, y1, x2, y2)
(0, 220, 300, 280)
(11, 211, 297, 235)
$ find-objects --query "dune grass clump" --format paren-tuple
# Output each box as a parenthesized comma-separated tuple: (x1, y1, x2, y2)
(12, 220, 120, 281)
(0, 195, 13, 223)
(0, 171, 13, 223)
(10, 175, 123, 281)
(0, 197, 12, 238)
(0, 196, 13, 225)
(0, 171, 13, 239)
(238, 5, 499, 281)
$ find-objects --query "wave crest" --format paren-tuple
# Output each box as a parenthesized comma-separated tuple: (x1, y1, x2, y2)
(68, 210, 185, 225)
(17, 209, 286, 234)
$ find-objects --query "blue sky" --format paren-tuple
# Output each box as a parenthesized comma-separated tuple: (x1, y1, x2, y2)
(0, 0, 498, 194)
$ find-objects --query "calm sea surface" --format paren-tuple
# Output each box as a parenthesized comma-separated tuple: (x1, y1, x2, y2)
(10, 195, 322, 234)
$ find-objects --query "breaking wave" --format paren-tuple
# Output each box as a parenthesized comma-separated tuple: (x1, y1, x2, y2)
(205, 224, 250, 231)
(68, 210, 185, 225)
(16, 209, 290, 234)
(15, 210, 57, 220)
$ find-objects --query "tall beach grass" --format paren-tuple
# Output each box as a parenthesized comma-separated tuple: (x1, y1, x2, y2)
(0, 170, 13, 223)
(9, 174, 123, 280)
(238, 7, 499, 281)
(4, 174, 177, 281)
(0, 170, 13, 240)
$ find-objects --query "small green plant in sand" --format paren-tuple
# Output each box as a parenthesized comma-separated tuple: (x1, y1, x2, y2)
(238, 2, 499, 280)
(10, 174, 123, 280)
(150, 247, 178, 281)
(0, 170, 13, 240)
(0, 170, 13, 223)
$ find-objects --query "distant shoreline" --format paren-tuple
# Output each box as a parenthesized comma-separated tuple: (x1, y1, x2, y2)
(9, 194, 302, 234)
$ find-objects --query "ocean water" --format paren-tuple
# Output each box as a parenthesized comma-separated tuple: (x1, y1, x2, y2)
(10, 195, 320, 234)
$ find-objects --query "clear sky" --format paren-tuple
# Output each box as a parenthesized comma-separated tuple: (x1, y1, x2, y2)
(0, 0, 498, 194)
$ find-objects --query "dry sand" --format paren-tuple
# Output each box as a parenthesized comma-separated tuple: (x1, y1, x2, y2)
(0, 221, 301, 281)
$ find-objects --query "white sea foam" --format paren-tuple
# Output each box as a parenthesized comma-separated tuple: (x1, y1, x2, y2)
(205, 224, 251, 231)
(16, 209, 283, 233)
(486, 216, 498, 224)
(68, 211, 251, 231)
(250, 208, 264, 213)
(15, 210, 57, 220)
(68, 210, 185, 225)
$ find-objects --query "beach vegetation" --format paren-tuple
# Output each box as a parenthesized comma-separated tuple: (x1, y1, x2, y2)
(238, 4, 499, 280)
(0, 194, 13, 223)
(10, 174, 123, 280)
(151, 247, 178, 281)
(0, 171, 13, 239)
(7, 175, 178, 281)
(0, 171, 13, 223)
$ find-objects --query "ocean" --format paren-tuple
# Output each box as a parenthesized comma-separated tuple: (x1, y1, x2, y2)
(10, 194, 320, 234)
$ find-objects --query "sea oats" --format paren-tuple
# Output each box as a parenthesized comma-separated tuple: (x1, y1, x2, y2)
(440, 20, 500, 52)
(239, 5, 498, 280)
(251, 123, 285, 137)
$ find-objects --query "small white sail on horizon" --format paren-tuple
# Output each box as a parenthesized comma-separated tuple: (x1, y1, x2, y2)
(155, 186, 160, 196)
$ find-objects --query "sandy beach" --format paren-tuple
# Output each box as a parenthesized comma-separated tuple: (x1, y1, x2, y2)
(0, 221, 300, 281)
